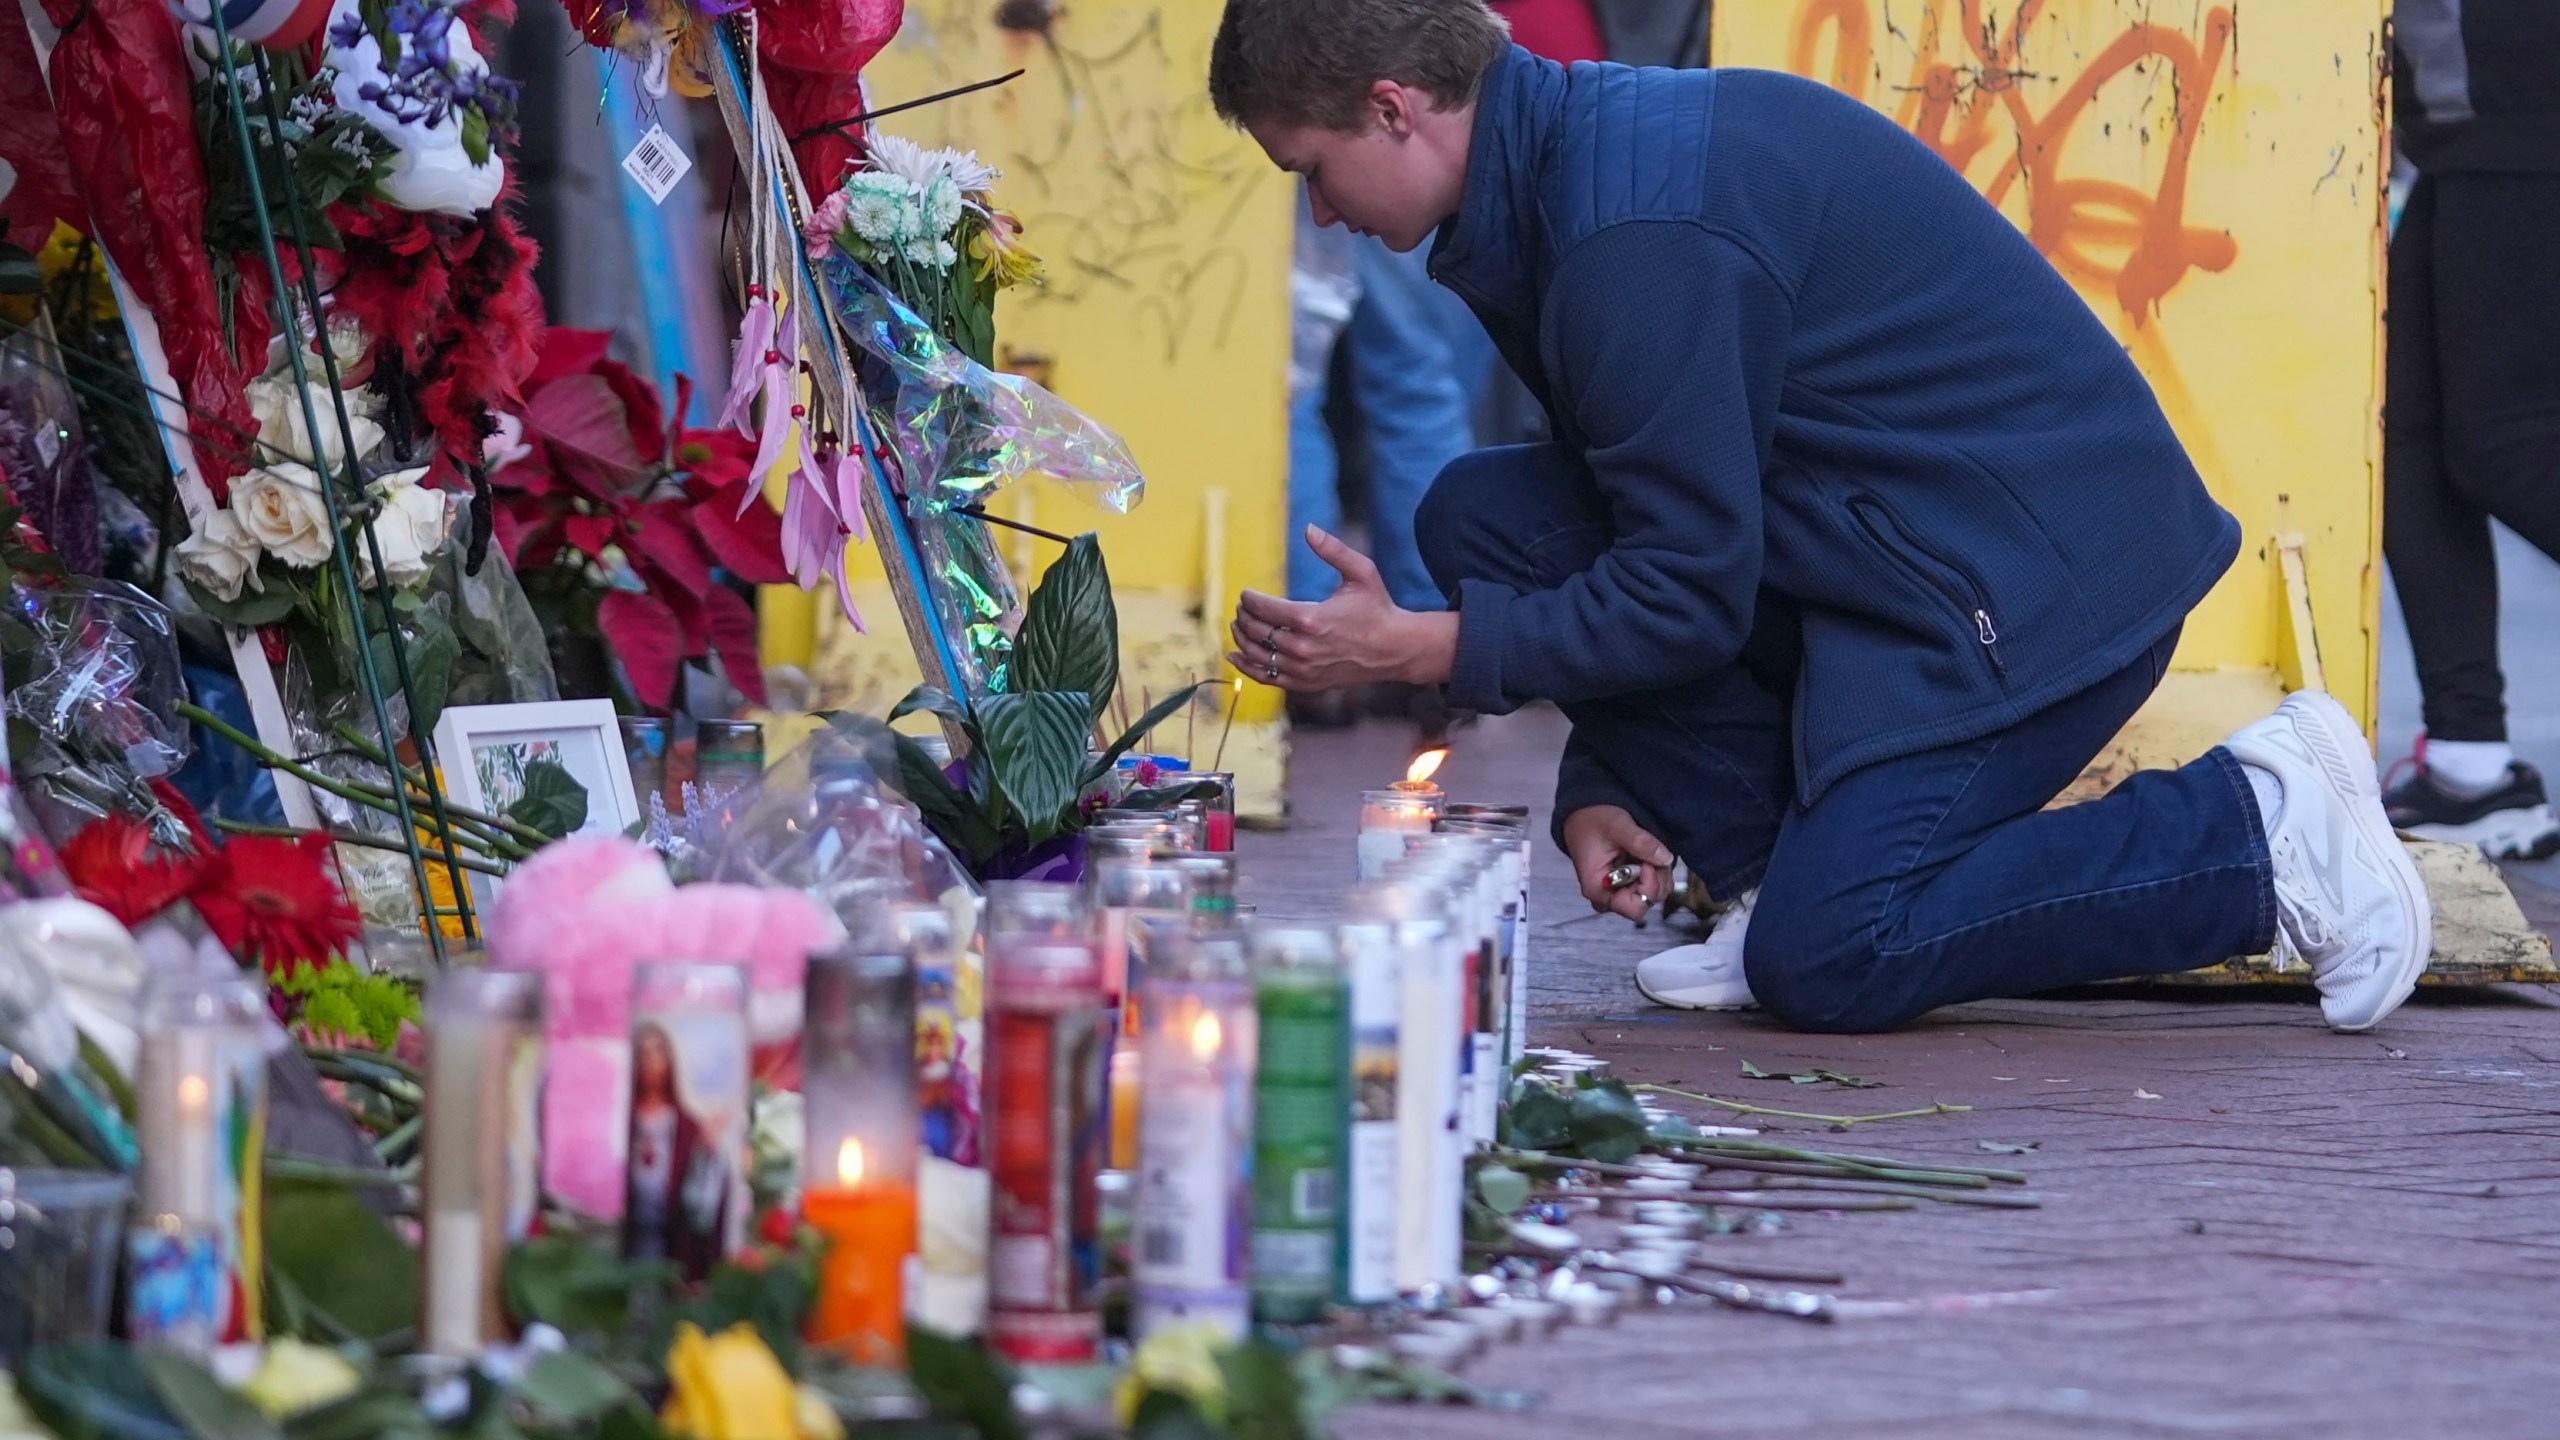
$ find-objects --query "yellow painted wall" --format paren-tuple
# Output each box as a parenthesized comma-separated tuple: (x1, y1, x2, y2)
(1717, 0, 2388, 727)
(805, 0, 1295, 811)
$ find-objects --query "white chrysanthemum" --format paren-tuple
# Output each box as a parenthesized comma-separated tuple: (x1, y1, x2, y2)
(844, 188, 904, 244)
(866, 133, 950, 192)
(866, 132, 1000, 196)
(900, 236, 946, 268)
(921, 175, 963, 236)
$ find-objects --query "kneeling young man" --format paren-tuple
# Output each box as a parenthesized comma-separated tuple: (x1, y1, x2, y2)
(1212, 0, 2433, 1033)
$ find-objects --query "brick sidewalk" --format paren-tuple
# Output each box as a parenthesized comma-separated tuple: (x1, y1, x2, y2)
(1252, 712, 2560, 1440)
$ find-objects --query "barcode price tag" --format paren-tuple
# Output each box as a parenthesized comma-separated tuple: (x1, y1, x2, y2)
(620, 123, 693, 205)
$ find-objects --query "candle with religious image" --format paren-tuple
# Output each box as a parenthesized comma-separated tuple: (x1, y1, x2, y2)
(983, 883, 1110, 1363)
(801, 945, 921, 1366)
(421, 969, 544, 1357)
(1359, 880, 1465, 1289)
(623, 963, 750, 1282)
(1442, 805, 1535, 1068)
(1132, 927, 1257, 1342)
(1330, 904, 1403, 1307)
(1356, 749, 1448, 880)
(1403, 837, 1507, 1147)
(129, 971, 269, 1354)
(1246, 925, 1348, 1325)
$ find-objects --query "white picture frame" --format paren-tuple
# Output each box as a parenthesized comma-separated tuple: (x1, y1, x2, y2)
(430, 700, 641, 908)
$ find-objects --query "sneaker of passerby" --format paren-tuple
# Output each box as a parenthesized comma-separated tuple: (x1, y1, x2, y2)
(2383, 737, 2560, 860)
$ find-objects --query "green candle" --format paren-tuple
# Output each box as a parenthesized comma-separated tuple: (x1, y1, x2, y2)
(1248, 925, 1348, 1327)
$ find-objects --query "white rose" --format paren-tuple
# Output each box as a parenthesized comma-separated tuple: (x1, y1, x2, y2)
(355, 467, 451, 589)
(173, 508, 265, 603)
(247, 375, 383, 478)
(232, 464, 340, 570)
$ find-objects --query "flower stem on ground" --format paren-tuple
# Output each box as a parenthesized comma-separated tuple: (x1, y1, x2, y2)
(1633, 1082, 1972, 1129)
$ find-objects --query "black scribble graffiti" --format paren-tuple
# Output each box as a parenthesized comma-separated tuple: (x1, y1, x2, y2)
(890, 1, 1269, 364)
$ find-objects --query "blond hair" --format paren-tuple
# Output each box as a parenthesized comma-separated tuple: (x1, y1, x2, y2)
(1209, 0, 1512, 131)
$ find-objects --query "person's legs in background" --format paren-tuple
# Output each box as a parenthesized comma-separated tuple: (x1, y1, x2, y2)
(1338, 237, 1474, 614)
(1287, 380, 1347, 606)
(2383, 171, 2560, 858)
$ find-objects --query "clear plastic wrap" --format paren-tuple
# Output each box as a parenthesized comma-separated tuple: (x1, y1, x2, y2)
(821, 257, 1145, 518)
(3, 578, 195, 848)
(821, 257, 1149, 698)
(694, 719, 979, 919)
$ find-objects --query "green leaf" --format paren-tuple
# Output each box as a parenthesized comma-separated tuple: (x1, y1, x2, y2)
(505, 759, 590, 840)
(138, 1351, 285, 1440)
(891, 685, 975, 736)
(1090, 682, 1206, 785)
(262, 1174, 420, 1346)
(1218, 1342, 1308, 1440)
(184, 575, 302, 628)
(891, 735, 1003, 863)
(1473, 1162, 1532, 1216)
(1129, 1391, 1222, 1440)
(281, 1386, 434, 1440)
(1501, 1083, 1571, 1152)
(515, 1353, 635, 1423)
(20, 1342, 188, 1440)
(1113, 780, 1223, 813)
(905, 1326, 1024, 1440)
(662, 1258, 816, 1376)
(1567, 1079, 1650, 1165)
(978, 691, 1091, 845)
(383, 604, 460, 743)
(503, 1234, 676, 1338)
(1010, 534, 1118, 730)
(460, 106, 491, 168)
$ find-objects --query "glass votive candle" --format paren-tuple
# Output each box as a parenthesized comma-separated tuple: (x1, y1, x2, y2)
(421, 968, 544, 1357)
(1193, 773, 1237, 852)
(129, 970, 269, 1354)
(982, 883, 1109, 1364)
(624, 963, 751, 1281)
(1131, 929, 1256, 1343)
(802, 944, 921, 1367)
(1358, 788, 1444, 882)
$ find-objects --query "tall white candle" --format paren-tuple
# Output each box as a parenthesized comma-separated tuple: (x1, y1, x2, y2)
(1333, 911, 1402, 1307)
(422, 969, 543, 1357)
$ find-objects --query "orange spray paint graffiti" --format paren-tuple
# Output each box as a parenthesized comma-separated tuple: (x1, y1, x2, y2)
(1790, 0, 2238, 327)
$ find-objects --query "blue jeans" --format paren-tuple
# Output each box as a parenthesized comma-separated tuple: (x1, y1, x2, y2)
(1418, 444, 2277, 1033)
(1288, 239, 1474, 610)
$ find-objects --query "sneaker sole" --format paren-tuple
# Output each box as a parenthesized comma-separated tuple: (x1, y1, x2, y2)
(2287, 693, 2435, 1031)
(2400, 805, 2560, 862)
(1633, 970, 1756, 1012)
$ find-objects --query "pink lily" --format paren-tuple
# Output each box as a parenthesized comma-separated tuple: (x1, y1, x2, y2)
(717, 295, 775, 438)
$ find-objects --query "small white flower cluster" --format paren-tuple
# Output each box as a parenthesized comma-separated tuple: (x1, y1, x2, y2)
(838, 171, 961, 268)
(816, 133, 1002, 271)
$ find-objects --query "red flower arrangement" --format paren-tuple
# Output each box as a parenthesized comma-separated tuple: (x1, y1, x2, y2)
(61, 813, 361, 978)
(490, 327, 792, 709)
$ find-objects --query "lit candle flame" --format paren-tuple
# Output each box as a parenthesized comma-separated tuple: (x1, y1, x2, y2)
(1403, 748, 1449, 786)
(176, 1074, 208, 1116)
(836, 1137, 865, 1189)
(1189, 1009, 1224, 1059)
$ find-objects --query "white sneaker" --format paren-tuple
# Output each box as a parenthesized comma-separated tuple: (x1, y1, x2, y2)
(1635, 889, 1758, 1010)
(2223, 692, 2435, 1032)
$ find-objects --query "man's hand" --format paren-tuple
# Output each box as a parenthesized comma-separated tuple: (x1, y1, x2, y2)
(1227, 526, 1458, 691)
(1562, 805, 1674, 923)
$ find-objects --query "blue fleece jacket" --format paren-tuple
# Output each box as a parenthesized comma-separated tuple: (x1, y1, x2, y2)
(1427, 47, 2241, 805)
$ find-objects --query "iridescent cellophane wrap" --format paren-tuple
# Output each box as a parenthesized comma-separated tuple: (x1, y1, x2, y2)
(818, 256, 1146, 699)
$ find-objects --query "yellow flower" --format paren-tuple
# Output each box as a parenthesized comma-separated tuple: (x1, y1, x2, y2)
(1113, 1323, 1230, 1428)
(36, 222, 118, 323)
(662, 1322, 829, 1440)
(968, 212, 1044, 290)
(239, 1340, 363, 1419)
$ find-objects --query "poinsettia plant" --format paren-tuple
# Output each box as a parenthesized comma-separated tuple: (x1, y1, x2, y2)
(489, 328, 790, 709)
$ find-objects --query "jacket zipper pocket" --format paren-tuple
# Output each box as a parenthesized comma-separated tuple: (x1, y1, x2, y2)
(1849, 497, 2008, 677)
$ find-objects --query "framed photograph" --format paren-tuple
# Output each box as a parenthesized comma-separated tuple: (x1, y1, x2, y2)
(431, 700, 642, 904)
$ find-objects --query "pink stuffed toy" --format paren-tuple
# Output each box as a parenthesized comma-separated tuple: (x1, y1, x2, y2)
(487, 836, 842, 1219)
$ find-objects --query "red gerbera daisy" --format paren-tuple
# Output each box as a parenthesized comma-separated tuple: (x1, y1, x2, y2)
(189, 834, 362, 978)
(58, 816, 210, 928)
